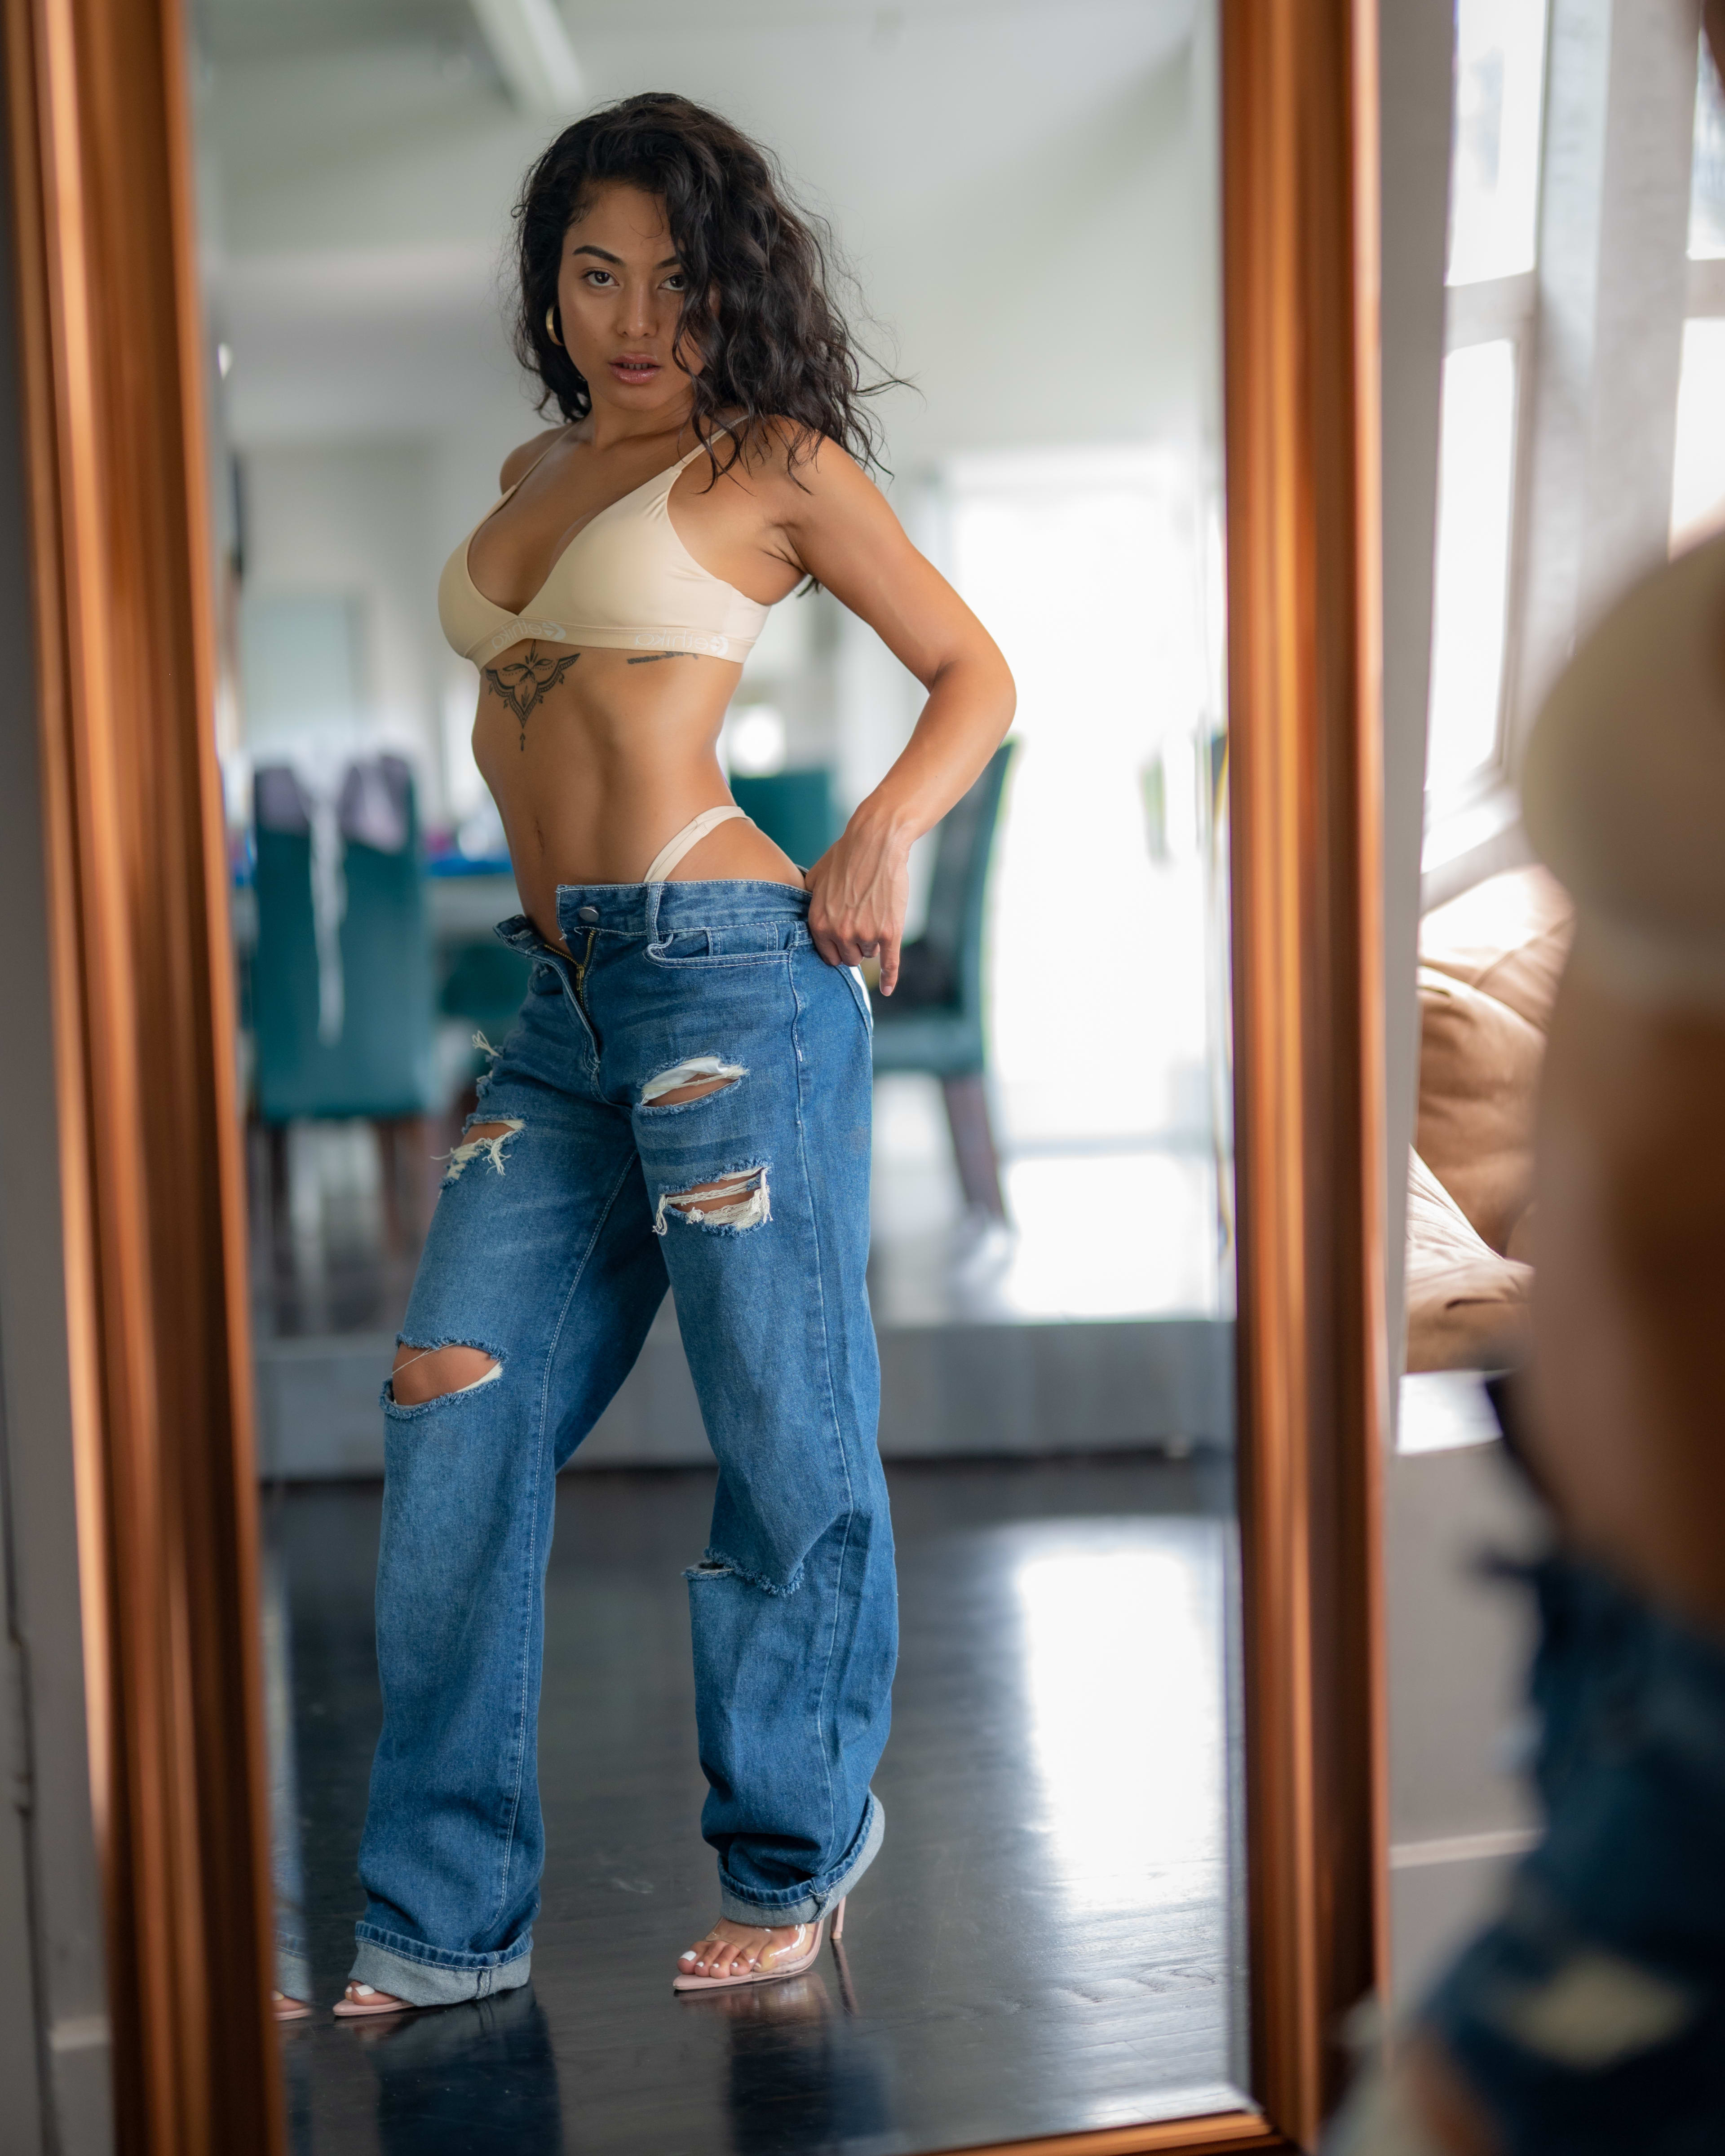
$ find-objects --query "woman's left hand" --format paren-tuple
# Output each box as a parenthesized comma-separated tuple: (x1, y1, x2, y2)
(804, 815, 911, 993)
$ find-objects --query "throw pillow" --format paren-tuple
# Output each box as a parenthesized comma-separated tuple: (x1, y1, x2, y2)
(1405, 1151, 1533, 1373)
(1416, 966, 1545, 1254)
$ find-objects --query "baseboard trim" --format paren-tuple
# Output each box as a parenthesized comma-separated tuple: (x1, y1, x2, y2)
(1390, 1827, 1540, 1870)
(255, 1313, 1236, 1479)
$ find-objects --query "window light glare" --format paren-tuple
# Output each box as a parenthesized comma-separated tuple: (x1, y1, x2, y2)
(726, 705, 787, 776)
(1014, 1540, 1222, 1911)
(216, 340, 232, 379)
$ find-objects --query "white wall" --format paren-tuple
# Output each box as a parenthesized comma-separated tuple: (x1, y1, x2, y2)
(240, 439, 451, 814)
(1386, 1439, 1544, 2008)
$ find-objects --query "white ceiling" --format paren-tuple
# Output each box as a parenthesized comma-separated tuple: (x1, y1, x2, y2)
(194, 0, 477, 64)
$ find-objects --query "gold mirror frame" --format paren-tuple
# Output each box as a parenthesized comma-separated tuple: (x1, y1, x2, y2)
(1, 0, 1387, 2146)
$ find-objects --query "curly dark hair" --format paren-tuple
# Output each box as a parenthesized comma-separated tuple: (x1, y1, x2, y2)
(510, 92, 895, 480)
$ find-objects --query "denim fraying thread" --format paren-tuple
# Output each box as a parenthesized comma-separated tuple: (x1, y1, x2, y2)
(652, 1163, 771, 1237)
(684, 1548, 805, 1597)
(439, 1116, 523, 1185)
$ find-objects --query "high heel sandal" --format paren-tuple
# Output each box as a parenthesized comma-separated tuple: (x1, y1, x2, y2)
(672, 1897, 847, 1994)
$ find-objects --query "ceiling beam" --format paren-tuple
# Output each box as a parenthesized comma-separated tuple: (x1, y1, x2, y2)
(469, 0, 584, 116)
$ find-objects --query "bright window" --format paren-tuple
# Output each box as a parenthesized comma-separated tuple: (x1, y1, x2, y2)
(1689, 43, 1725, 258)
(1427, 340, 1519, 798)
(944, 447, 1219, 1157)
(1425, 1, 1550, 818)
(1447, 0, 1550, 285)
(1676, 48, 1725, 551)
(1671, 318, 1725, 549)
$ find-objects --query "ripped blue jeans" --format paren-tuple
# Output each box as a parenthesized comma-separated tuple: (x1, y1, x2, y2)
(351, 880, 895, 2006)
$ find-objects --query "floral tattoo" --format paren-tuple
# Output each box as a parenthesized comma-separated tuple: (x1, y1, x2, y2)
(482, 644, 580, 748)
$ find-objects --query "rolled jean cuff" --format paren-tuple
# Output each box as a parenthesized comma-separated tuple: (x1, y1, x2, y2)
(275, 1938, 311, 2006)
(719, 1791, 885, 1928)
(350, 1924, 532, 2007)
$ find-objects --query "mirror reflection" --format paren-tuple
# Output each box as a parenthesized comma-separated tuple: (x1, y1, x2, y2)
(196, 2, 1243, 2145)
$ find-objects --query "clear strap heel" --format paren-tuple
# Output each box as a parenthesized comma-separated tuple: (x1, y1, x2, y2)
(672, 1897, 847, 1994)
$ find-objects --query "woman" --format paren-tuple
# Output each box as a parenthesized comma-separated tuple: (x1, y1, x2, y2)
(327, 92, 1013, 2017)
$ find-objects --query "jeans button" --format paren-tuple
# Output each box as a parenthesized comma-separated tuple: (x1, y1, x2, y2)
(576, 906, 600, 924)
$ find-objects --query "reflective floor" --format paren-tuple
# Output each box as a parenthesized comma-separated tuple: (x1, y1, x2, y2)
(269, 1455, 1247, 2154)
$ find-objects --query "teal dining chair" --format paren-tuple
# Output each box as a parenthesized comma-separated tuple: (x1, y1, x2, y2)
(250, 755, 438, 1249)
(730, 766, 841, 869)
(869, 741, 1016, 1218)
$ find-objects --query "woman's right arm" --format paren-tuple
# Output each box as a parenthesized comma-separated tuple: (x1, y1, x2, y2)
(768, 439, 1015, 994)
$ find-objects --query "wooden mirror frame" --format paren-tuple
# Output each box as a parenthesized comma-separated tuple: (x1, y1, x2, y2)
(1, 0, 1386, 2146)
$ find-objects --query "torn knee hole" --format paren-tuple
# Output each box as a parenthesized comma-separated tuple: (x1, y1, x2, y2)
(440, 1118, 524, 1184)
(652, 1077, 733, 1106)
(653, 1165, 771, 1235)
(641, 1057, 747, 1109)
(390, 1342, 502, 1406)
(683, 1549, 804, 1595)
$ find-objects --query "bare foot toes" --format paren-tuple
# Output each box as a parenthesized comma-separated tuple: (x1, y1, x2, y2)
(336, 1982, 409, 2016)
(678, 1919, 809, 1980)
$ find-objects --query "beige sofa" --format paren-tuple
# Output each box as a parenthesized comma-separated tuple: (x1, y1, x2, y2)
(1405, 864, 1574, 1372)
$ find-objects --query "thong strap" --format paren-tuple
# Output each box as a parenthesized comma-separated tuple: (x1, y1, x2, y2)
(642, 804, 749, 882)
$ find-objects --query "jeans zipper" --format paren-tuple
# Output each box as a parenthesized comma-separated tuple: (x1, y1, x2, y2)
(531, 932, 599, 1069)
(571, 927, 597, 1006)
(562, 928, 602, 1079)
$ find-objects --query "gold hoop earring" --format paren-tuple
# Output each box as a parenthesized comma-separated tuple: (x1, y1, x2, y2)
(544, 304, 562, 349)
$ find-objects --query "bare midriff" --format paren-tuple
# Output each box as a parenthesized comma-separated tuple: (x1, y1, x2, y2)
(473, 638, 805, 952)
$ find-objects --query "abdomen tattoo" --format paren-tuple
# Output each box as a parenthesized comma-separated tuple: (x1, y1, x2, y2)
(482, 643, 580, 748)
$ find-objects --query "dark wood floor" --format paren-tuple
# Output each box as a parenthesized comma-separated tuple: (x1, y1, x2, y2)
(267, 1454, 1248, 2155)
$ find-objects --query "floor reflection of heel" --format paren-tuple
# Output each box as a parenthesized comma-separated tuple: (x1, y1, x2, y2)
(830, 1931, 861, 2017)
(678, 1970, 834, 2026)
(716, 1962, 899, 2156)
(363, 1987, 564, 2156)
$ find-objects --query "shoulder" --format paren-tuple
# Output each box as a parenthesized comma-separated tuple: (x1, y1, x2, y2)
(499, 426, 571, 492)
(712, 416, 876, 513)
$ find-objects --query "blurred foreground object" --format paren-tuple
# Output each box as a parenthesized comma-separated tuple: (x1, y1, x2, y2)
(1331, 535, 1725, 2153)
